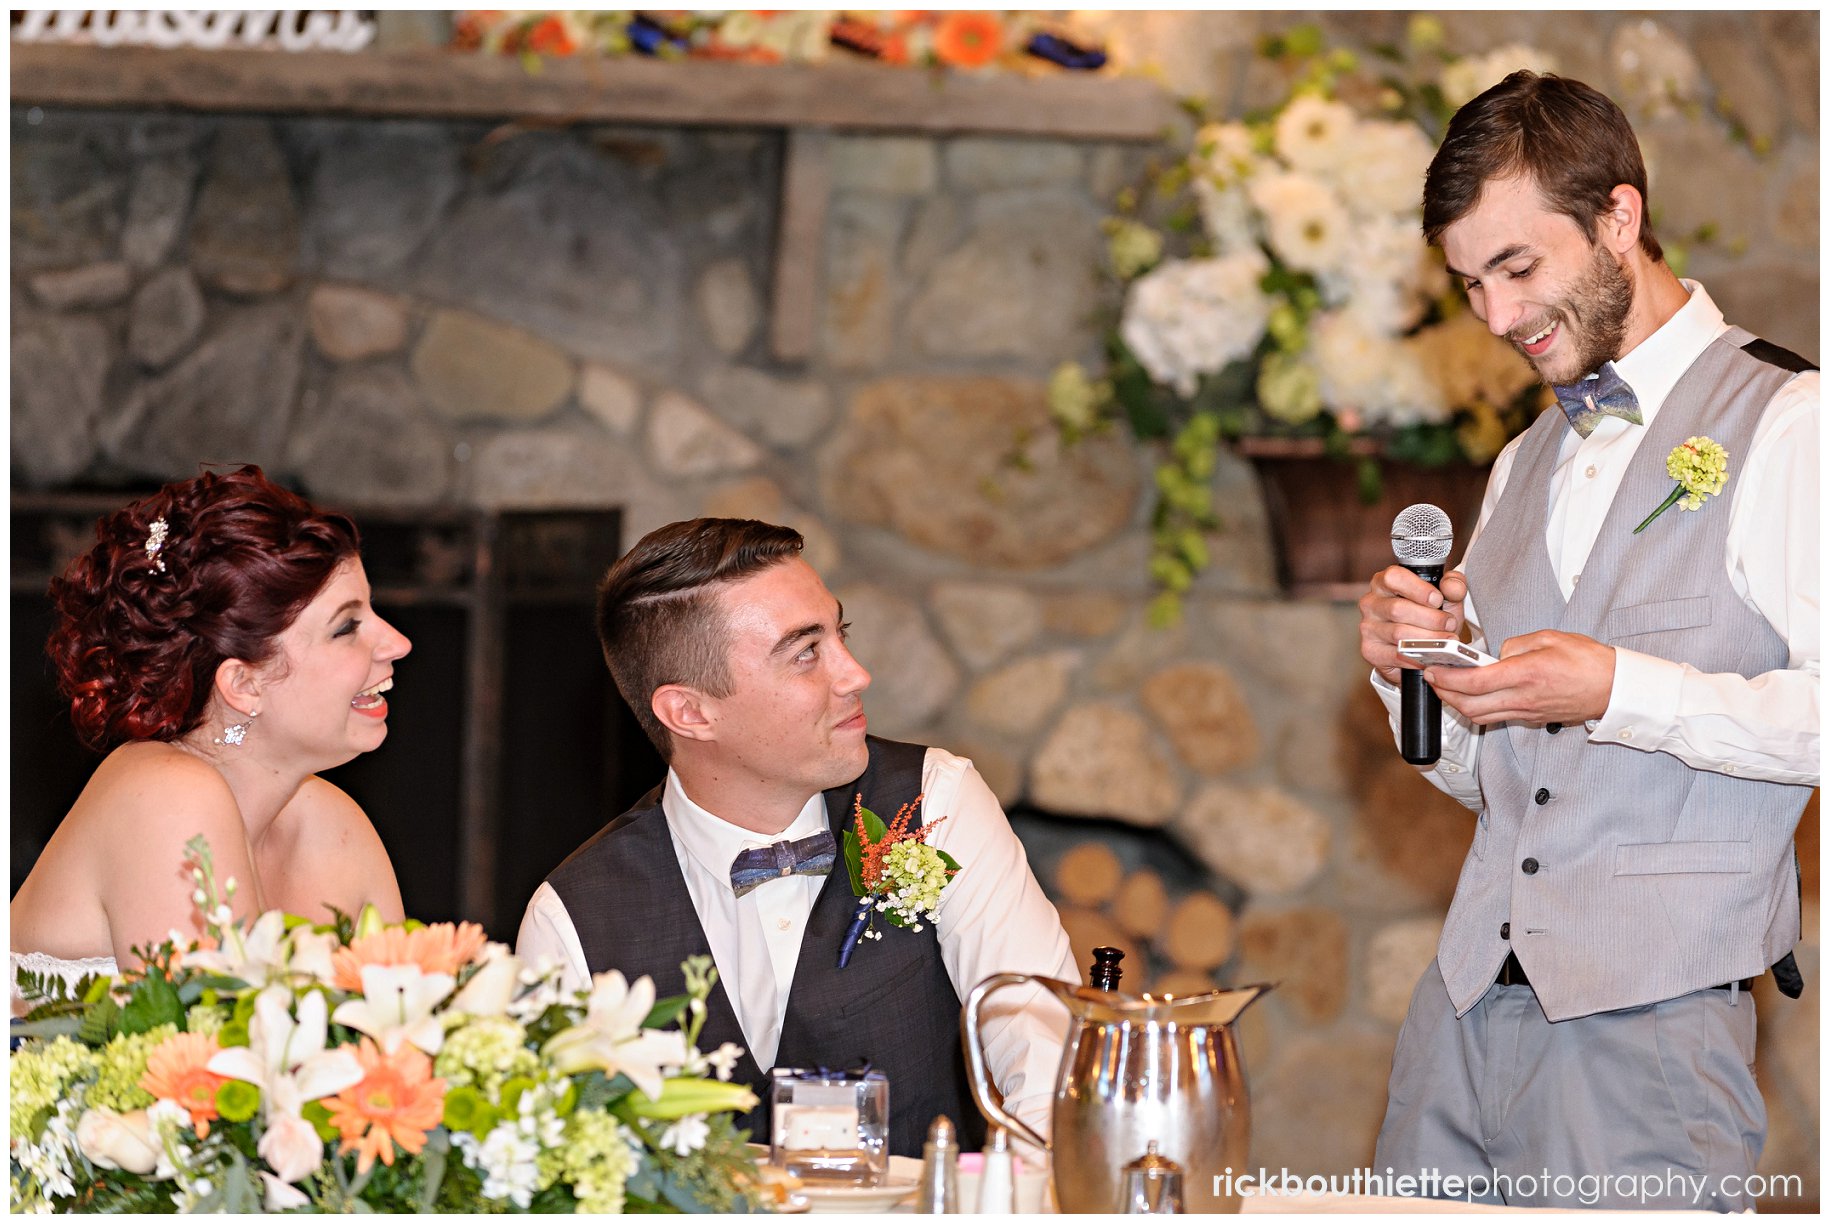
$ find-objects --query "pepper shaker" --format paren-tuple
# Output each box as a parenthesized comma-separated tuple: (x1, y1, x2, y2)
(916, 1115, 960, 1213)
(1089, 945, 1125, 991)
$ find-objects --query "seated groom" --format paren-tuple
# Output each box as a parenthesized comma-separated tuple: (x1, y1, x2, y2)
(518, 518, 1077, 1156)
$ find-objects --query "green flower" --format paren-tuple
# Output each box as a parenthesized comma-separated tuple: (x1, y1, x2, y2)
(442, 1083, 499, 1135)
(87, 1024, 177, 1112)
(883, 841, 951, 916)
(1255, 351, 1323, 425)
(1668, 435, 1730, 508)
(1635, 435, 1730, 533)
(1047, 362, 1108, 436)
(1106, 218, 1164, 280)
(435, 1015, 538, 1097)
(9, 1037, 96, 1139)
(185, 1002, 229, 1038)
(543, 1107, 639, 1213)
(215, 1078, 261, 1123)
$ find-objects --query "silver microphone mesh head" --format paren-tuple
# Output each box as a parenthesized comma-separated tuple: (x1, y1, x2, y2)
(1391, 503, 1454, 565)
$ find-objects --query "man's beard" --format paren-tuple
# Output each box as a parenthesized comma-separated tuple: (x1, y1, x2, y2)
(1511, 241, 1635, 385)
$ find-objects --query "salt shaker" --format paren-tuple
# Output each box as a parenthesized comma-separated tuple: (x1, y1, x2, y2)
(974, 1126, 1015, 1214)
(1118, 1141, 1184, 1213)
(916, 1115, 960, 1213)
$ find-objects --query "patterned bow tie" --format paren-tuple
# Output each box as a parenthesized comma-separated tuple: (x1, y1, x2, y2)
(730, 830, 837, 897)
(1553, 362, 1643, 439)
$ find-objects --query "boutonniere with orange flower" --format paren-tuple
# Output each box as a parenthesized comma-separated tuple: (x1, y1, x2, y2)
(1634, 435, 1730, 534)
(837, 795, 963, 968)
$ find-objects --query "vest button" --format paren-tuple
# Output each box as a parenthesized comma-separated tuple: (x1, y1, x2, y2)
(1522, 858, 1540, 875)
(1546, 722, 1562, 735)
(1534, 787, 1550, 805)
(1500, 922, 1511, 939)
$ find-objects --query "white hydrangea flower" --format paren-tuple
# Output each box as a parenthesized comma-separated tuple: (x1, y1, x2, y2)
(1247, 171, 1351, 277)
(1321, 215, 1438, 337)
(1120, 250, 1273, 397)
(1272, 93, 1357, 174)
(1309, 311, 1427, 427)
(1332, 119, 1436, 220)
(1191, 178, 1260, 257)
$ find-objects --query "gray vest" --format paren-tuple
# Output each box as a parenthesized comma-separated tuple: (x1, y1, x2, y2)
(545, 737, 984, 1156)
(1444, 327, 1814, 1021)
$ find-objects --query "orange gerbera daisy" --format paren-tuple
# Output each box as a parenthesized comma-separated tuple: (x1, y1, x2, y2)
(523, 14, 577, 57)
(933, 11, 1002, 69)
(140, 1032, 226, 1138)
(332, 922, 488, 991)
(323, 1038, 447, 1174)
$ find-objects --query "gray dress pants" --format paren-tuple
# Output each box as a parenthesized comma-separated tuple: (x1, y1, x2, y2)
(1373, 960, 1766, 1212)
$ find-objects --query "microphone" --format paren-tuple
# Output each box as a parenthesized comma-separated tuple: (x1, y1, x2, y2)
(1391, 503, 1454, 766)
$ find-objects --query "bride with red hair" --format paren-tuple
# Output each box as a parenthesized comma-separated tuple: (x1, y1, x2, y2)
(11, 466, 409, 1013)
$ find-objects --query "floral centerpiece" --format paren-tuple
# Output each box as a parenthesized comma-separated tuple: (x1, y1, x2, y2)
(10, 839, 768, 1214)
(452, 11, 1109, 74)
(1050, 21, 1555, 618)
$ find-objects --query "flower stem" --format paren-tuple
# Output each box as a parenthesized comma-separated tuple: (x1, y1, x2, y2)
(1633, 484, 1684, 534)
(837, 899, 874, 969)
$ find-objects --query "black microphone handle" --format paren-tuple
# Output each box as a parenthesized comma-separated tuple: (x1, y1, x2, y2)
(1399, 562, 1446, 766)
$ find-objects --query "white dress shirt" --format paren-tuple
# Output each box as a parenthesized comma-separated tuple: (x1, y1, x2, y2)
(1375, 281, 1821, 803)
(518, 746, 1077, 1138)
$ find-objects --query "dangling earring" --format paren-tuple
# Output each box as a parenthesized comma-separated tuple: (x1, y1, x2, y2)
(214, 709, 258, 747)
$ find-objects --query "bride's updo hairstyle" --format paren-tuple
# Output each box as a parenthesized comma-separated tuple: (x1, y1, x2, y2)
(46, 466, 360, 751)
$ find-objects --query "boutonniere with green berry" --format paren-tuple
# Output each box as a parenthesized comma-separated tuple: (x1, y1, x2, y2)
(1634, 435, 1729, 534)
(836, 795, 962, 968)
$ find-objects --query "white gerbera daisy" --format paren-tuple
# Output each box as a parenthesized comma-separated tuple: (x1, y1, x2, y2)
(1272, 94, 1356, 174)
(1248, 171, 1350, 277)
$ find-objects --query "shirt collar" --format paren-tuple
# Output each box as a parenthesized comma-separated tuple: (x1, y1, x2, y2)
(1610, 279, 1728, 427)
(662, 769, 830, 885)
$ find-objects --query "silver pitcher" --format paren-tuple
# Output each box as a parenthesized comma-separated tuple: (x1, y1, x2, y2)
(962, 975, 1270, 1213)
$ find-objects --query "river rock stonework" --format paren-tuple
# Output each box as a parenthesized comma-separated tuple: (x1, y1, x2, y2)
(9, 12, 1816, 1203)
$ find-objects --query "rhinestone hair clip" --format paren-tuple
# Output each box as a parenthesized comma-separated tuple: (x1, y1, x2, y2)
(144, 517, 170, 573)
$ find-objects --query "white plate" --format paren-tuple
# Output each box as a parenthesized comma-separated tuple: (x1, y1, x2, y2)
(798, 1179, 917, 1213)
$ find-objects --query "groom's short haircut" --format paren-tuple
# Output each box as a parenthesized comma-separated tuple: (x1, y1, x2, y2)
(595, 518, 805, 759)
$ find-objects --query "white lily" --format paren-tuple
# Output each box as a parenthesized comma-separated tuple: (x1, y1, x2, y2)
(286, 926, 340, 985)
(183, 909, 291, 984)
(446, 943, 522, 1019)
(209, 986, 363, 1190)
(331, 963, 455, 1054)
(209, 986, 363, 1102)
(542, 970, 688, 1101)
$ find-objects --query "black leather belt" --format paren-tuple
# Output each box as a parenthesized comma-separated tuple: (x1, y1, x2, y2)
(1497, 951, 1753, 993)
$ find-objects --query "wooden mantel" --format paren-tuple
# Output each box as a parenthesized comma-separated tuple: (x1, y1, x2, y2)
(12, 42, 1181, 360)
(10, 43, 1180, 140)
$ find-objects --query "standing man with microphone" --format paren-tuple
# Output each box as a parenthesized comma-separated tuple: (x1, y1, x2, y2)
(1357, 72, 1818, 1210)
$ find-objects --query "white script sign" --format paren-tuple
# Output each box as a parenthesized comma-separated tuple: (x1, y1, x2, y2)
(13, 10, 377, 53)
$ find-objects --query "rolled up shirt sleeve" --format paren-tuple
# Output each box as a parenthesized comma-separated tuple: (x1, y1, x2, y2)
(516, 881, 591, 996)
(921, 747, 1077, 1144)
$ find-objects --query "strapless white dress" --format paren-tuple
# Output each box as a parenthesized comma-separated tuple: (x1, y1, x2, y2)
(10, 951, 118, 1017)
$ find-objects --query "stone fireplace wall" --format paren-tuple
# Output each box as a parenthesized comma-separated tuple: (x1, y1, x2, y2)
(10, 10, 1817, 1200)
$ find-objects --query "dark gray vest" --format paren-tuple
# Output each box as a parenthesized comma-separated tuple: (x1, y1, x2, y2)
(546, 737, 984, 1156)
(1447, 329, 1815, 1019)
